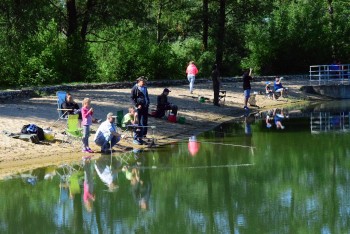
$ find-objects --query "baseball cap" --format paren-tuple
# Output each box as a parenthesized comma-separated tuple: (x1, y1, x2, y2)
(163, 88, 171, 93)
(136, 76, 147, 82)
(107, 112, 115, 118)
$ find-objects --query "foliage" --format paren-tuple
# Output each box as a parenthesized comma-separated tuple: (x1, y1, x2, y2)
(0, 0, 350, 87)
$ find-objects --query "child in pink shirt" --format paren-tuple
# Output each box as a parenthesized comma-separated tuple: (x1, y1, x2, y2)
(81, 98, 94, 153)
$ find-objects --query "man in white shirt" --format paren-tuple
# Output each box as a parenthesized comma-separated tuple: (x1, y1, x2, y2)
(94, 112, 121, 153)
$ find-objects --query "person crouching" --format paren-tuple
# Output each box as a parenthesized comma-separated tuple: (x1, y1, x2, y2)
(94, 112, 121, 154)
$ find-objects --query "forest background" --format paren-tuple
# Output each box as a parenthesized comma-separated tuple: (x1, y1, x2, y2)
(0, 0, 349, 88)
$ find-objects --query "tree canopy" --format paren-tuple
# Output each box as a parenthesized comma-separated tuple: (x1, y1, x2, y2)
(0, 0, 349, 87)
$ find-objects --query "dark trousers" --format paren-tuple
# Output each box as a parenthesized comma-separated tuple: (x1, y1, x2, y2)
(135, 107, 148, 139)
(157, 104, 178, 118)
(213, 84, 220, 105)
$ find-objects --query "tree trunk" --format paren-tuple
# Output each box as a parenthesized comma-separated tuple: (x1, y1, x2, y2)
(156, 1, 163, 43)
(66, 0, 78, 37)
(327, 0, 335, 59)
(202, 0, 209, 50)
(81, 0, 94, 41)
(215, 0, 226, 69)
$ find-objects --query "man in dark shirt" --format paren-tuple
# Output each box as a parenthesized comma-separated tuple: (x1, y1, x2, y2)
(156, 88, 178, 118)
(242, 68, 253, 110)
(61, 92, 81, 119)
(130, 76, 150, 144)
(211, 64, 220, 106)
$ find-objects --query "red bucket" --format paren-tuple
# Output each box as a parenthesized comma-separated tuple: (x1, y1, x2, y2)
(168, 114, 177, 123)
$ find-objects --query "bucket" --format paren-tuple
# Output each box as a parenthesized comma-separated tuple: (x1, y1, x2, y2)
(150, 109, 157, 117)
(177, 116, 186, 124)
(168, 114, 177, 123)
(44, 130, 55, 141)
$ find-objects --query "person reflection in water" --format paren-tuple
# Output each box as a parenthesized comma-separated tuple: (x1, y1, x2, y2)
(188, 135, 200, 156)
(244, 113, 255, 136)
(128, 149, 152, 210)
(244, 113, 255, 149)
(265, 108, 288, 130)
(274, 108, 288, 130)
(83, 156, 95, 212)
(94, 155, 120, 192)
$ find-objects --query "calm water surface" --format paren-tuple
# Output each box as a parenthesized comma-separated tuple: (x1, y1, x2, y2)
(1, 101, 350, 233)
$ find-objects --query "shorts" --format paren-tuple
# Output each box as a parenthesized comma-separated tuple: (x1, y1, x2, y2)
(244, 89, 251, 98)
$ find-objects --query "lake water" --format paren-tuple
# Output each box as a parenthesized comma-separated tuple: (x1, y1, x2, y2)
(1, 101, 350, 233)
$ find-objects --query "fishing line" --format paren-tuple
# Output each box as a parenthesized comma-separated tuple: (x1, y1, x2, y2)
(129, 163, 254, 170)
(197, 141, 255, 149)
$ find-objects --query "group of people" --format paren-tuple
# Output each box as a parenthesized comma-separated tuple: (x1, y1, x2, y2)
(61, 75, 180, 153)
(79, 150, 151, 212)
(61, 61, 289, 153)
(243, 68, 289, 109)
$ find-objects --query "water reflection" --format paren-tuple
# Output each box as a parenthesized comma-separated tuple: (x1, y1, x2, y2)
(2, 101, 350, 233)
(130, 149, 152, 210)
(83, 157, 95, 212)
(94, 154, 120, 192)
(188, 135, 200, 156)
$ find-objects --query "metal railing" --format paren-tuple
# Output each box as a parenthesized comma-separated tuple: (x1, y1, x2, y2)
(309, 64, 350, 84)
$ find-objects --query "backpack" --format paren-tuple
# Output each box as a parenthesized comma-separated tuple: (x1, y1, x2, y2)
(20, 124, 45, 141)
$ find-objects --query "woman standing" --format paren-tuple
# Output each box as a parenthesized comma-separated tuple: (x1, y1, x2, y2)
(186, 61, 198, 94)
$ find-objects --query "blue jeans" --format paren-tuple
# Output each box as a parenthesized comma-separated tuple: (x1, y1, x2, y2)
(95, 135, 120, 151)
(82, 125, 90, 148)
(187, 75, 195, 93)
(135, 107, 148, 140)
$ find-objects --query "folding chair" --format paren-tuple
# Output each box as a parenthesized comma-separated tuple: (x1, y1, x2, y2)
(113, 110, 134, 140)
(219, 90, 226, 105)
(63, 114, 83, 144)
(116, 110, 124, 128)
(52, 91, 71, 127)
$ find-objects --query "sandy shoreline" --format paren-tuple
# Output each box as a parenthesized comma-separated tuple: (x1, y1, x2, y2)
(0, 79, 321, 178)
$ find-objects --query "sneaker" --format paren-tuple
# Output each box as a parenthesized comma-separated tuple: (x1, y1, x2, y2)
(82, 148, 89, 153)
(133, 139, 142, 145)
(86, 147, 94, 153)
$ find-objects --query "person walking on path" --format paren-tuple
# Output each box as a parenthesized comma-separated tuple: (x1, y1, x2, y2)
(186, 61, 198, 94)
(242, 68, 253, 110)
(130, 76, 150, 145)
(211, 64, 220, 106)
